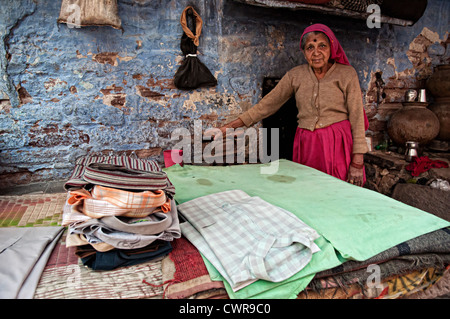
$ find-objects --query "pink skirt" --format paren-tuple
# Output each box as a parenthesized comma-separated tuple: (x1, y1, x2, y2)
(292, 120, 365, 183)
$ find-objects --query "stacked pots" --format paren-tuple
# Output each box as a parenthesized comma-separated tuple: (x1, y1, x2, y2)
(387, 65, 450, 147)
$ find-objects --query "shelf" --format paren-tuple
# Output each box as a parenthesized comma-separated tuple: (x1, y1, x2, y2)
(233, 0, 416, 27)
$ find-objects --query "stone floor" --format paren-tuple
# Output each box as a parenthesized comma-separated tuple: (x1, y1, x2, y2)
(364, 150, 450, 196)
(0, 180, 67, 196)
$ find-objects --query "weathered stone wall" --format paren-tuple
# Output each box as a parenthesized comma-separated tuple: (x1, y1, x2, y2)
(0, 0, 448, 187)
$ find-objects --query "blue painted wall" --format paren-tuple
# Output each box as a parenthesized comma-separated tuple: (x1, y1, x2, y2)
(0, 0, 448, 186)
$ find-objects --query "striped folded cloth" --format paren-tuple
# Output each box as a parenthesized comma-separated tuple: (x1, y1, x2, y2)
(67, 185, 171, 219)
(64, 155, 176, 198)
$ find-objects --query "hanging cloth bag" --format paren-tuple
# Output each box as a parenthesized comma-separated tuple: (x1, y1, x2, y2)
(174, 6, 217, 90)
(57, 0, 122, 30)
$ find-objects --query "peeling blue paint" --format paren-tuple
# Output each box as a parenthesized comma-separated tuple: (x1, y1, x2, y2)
(0, 0, 37, 107)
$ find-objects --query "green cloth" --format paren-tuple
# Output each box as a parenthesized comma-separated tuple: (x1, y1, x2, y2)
(165, 159, 450, 298)
(203, 235, 342, 299)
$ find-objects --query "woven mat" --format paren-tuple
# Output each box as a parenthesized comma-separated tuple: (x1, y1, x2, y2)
(153, 236, 226, 299)
(0, 193, 164, 299)
(0, 193, 66, 227)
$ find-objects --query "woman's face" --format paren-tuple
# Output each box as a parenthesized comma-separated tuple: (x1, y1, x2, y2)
(303, 33, 331, 70)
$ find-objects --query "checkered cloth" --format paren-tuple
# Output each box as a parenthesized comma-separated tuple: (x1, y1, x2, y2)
(66, 185, 171, 220)
(178, 190, 320, 291)
(90, 186, 169, 210)
(64, 155, 175, 198)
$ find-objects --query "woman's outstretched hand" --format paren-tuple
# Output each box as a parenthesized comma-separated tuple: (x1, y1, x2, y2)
(212, 118, 245, 140)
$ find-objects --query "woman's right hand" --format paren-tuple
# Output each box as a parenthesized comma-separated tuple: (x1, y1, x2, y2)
(215, 118, 245, 139)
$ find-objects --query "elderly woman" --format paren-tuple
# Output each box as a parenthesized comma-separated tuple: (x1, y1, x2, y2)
(218, 23, 369, 186)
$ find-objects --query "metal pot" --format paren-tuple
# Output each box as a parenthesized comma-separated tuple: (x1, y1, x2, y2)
(405, 141, 419, 162)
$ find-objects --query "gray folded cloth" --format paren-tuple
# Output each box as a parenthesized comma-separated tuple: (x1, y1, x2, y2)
(69, 199, 181, 250)
(0, 226, 65, 299)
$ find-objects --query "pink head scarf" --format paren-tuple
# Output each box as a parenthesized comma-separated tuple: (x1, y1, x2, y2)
(300, 23, 369, 130)
(300, 23, 350, 65)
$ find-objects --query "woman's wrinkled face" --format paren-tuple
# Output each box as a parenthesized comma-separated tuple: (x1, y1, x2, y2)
(303, 33, 331, 70)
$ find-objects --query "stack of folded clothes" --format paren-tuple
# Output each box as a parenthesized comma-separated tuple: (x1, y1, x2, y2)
(62, 155, 181, 270)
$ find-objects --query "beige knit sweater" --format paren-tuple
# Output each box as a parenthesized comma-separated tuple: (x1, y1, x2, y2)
(239, 63, 368, 154)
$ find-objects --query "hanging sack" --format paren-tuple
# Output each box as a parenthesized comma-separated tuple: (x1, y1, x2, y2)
(57, 0, 122, 30)
(174, 6, 217, 90)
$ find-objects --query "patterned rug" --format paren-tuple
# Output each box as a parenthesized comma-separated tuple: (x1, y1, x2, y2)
(0, 193, 164, 299)
(144, 236, 226, 299)
(0, 193, 66, 227)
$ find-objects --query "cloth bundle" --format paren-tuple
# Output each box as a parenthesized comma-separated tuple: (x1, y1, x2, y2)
(173, 6, 217, 90)
(405, 156, 449, 177)
(63, 155, 181, 270)
(177, 190, 320, 292)
(67, 186, 171, 219)
(57, 0, 122, 30)
(64, 155, 176, 196)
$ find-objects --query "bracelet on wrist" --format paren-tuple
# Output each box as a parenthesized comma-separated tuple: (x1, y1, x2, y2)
(350, 162, 364, 169)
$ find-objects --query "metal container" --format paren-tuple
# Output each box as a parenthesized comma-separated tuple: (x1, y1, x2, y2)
(418, 89, 427, 102)
(405, 141, 419, 162)
(405, 89, 417, 102)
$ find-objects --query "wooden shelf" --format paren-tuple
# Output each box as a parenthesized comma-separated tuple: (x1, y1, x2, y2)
(233, 0, 415, 26)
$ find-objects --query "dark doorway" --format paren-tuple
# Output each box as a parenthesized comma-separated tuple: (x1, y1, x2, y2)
(261, 77, 299, 161)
